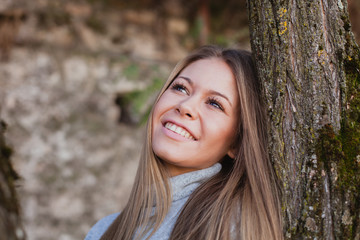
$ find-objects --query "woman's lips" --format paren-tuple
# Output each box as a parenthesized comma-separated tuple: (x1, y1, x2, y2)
(164, 122, 195, 140)
(161, 118, 198, 141)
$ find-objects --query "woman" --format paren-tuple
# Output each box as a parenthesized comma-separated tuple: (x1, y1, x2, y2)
(85, 45, 283, 240)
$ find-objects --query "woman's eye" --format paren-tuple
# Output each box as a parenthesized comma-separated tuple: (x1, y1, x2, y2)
(207, 98, 224, 111)
(171, 83, 188, 94)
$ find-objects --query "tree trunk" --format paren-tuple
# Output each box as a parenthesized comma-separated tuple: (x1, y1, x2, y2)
(247, 0, 360, 239)
(0, 120, 25, 240)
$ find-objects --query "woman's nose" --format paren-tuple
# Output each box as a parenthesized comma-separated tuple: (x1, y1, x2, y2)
(176, 97, 199, 119)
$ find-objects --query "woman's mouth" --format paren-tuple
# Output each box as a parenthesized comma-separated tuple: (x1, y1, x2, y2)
(164, 122, 196, 140)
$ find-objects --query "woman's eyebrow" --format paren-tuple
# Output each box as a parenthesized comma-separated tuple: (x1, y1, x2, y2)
(178, 75, 193, 85)
(178, 75, 232, 107)
(208, 90, 232, 107)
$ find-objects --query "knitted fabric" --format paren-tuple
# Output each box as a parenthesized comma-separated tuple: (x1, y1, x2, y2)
(84, 163, 221, 240)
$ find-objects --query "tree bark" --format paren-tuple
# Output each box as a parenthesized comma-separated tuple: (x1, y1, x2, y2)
(0, 120, 25, 240)
(247, 0, 360, 239)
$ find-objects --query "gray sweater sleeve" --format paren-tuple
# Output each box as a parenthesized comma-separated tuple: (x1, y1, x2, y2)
(84, 212, 120, 240)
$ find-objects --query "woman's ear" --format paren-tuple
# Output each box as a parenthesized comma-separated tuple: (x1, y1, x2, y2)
(228, 132, 240, 159)
(227, 149, 236, 159)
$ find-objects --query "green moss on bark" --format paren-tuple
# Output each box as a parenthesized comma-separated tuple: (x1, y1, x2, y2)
(341, 44, 360, 238)
(315, 43, 360, 239)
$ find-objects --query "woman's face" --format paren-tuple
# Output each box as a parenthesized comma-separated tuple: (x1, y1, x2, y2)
(152, 58, 239, 176)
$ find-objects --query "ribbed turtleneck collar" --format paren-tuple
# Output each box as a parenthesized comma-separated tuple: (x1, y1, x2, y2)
(169, 163, 222, 202)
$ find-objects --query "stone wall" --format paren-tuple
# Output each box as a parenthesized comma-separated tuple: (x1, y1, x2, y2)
(0, 1, 186, 239)
(1, 47, 172, 239)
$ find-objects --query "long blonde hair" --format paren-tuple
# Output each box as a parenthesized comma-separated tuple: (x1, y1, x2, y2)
(101, 45, 283, 240)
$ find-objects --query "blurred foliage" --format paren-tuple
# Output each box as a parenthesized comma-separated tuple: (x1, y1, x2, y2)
(115, 64, 166, 125)
(124, 77, 163, 124)
(123, 64, 140, 80)
(85, 0, 249, 45)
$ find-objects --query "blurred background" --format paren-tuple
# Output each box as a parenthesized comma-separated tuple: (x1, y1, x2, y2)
(0, 0, 359, 239)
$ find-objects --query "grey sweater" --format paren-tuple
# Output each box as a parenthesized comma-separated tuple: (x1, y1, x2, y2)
(84, 163, 222, 240)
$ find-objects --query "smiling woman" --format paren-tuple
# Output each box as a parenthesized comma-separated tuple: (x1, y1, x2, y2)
(85, 45, 284, 240)
(152, 58, 238, 176)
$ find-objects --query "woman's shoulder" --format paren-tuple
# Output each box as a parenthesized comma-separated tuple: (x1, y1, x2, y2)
(84, 212, 120, 240)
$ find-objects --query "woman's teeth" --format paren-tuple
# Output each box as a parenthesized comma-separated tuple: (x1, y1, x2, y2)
(164, 122, 195, 140)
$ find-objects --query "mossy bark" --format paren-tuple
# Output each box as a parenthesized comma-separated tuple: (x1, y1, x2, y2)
(0, 120, 25, 240)
(247, 0, 360, 239)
